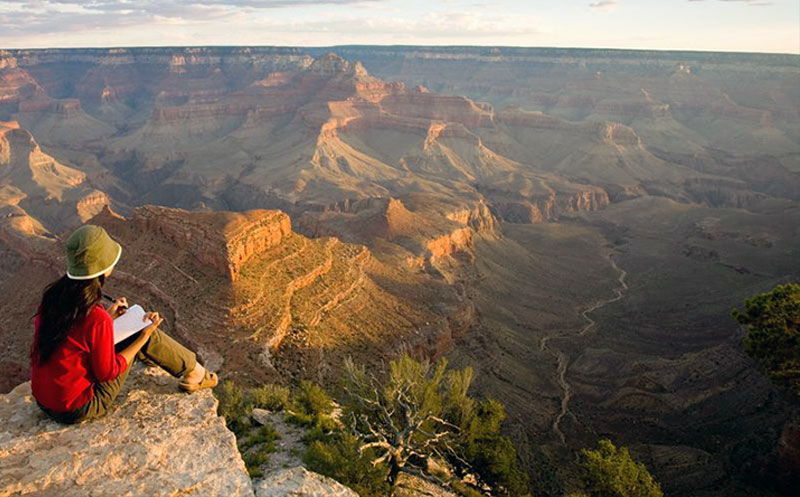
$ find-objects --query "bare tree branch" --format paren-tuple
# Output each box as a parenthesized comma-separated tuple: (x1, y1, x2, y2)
(343, 354, 474, 492)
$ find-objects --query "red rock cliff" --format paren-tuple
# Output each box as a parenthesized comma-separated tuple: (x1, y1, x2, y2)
(132, 206, 292, 281)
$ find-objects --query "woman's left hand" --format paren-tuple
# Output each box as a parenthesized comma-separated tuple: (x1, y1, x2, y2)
(108, 297, 128, 318)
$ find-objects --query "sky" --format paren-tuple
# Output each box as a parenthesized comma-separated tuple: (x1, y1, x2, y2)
(0, 0, 797, 54)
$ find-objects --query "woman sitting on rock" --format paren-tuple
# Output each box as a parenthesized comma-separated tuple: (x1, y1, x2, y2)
(30, 225, 218, 424)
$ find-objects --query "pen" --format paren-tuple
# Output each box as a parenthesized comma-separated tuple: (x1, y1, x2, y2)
(103, 294, 128, 310)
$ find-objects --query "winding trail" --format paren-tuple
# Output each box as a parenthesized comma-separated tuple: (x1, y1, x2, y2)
(539, 254, 628, 445)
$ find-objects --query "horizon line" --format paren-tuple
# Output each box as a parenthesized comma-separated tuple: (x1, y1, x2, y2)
(1, 43, 798, 57)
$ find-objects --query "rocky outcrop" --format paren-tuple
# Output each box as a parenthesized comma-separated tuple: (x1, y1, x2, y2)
(444, 199, 497, 236)
(425, 227, 474, 262)
(324, 197, 425, 240)
(393, 474, 457, 497)
(490, 202, 547, 224)
(595, 121, 642, 146)
(75, 190, 112, 222)
(133, 206, 292, 281)
(0, 121, 110, 233)
(18, 98, 83, 117)
(0, 53, 43, 105)
(497, 107, 642, 147)
(0, 365, 372, 497)
(681, 177, 765, 208)
(496, 107, 573, 131)
(254, 467, 358, 497)
(0, 366, 253, 497)
(487, 188, 610, 223)
(379, 88, 495, 128)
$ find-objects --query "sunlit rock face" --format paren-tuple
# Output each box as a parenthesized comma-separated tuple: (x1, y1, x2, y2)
(132, 206, 292, 282)
(0, 121, 109, 237)
(253, 467, 358, 497)
(0, 366, 254, 497)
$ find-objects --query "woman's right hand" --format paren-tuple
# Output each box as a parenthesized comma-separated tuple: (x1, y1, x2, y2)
(142, 312, 163, 338)
(119, 311, 165, 367)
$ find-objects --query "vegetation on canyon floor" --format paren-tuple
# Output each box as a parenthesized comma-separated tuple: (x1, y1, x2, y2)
(215, 353, 662, 497)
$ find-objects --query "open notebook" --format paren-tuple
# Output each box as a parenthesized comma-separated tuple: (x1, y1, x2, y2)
(113, 305, 152, 344)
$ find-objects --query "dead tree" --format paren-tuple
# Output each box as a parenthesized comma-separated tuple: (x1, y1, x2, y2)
(341, 355, 471, 489)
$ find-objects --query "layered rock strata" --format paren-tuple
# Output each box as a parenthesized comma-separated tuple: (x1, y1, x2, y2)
(133, 206, 292, 281)
(0, 120, 109, 234)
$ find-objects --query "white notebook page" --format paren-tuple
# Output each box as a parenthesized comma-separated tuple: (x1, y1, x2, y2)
(112, 305, 152, 344)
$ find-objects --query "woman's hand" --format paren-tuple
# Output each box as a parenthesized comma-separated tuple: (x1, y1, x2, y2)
(108, 297, 128, 318)
(141, 311, 164, 339)
(119, 311, 165, 367)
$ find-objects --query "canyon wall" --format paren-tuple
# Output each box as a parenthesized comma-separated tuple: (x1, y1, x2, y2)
(132, 206, 292, 281)
(489, 189, 611, 223)
(1, 120, 109, 234)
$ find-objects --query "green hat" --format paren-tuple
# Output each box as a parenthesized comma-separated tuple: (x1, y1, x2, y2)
(65, 225, 122, 280)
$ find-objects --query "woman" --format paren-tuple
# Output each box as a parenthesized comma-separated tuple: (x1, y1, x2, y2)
(31, 224, 218, 424)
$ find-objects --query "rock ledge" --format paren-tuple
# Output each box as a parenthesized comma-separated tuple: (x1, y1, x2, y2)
(254, 466, 358, 497)
(0, 365, 253, 497)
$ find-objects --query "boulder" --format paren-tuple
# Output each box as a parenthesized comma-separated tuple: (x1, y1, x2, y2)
(250, 407, 272, 426)
(0, 365, 254, 497)
(394, 474, 458, 497)
(253, 466, 358, 497)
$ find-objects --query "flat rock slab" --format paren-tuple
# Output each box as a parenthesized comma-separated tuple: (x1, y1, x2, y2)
(254, 466, 358, 497)
(393, 474, 457, 497)
(0, 365, 254, 497)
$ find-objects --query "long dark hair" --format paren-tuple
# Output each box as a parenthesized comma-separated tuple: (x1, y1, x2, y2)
(33, 274, 105, 364)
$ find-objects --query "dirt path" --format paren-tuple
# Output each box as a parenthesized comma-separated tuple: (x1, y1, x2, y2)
(539, 254, 628, 445)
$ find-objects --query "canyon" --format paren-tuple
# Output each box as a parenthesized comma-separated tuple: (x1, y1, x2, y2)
(0, 46, 798, 496)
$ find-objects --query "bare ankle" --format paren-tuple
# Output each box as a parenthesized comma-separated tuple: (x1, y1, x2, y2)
(184, 363, 205, 382)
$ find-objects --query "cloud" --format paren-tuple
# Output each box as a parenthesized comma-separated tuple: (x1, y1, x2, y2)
(301, 11, 540, 38)
(588, 1, 618, 11)
(2, 0, 381, 7)
(0, 0, 387, 35)
(0, 0, 790, 51)
(0, 1, 541, 46)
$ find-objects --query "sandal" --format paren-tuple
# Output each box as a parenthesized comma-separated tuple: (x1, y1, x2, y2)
(180, 370, 219, 393)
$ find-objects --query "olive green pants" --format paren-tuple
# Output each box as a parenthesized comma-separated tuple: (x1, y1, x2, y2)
(41, 329, 197, 424)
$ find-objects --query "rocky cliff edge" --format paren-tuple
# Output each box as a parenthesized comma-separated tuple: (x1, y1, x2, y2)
(0, 366, 354, 497)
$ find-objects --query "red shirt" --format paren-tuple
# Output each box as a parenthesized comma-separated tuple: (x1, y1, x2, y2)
(31, 304, 128, 412)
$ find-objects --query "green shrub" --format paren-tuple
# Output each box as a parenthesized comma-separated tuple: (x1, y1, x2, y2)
(303, 431, 391, 497)
(242, 450, 271, 478)
(453, 398, 530, 496)
(302, 424, 335, 444)
(248, 384, 291, 411)
(339, 353, 531, 496)
(240, 422, 281, 452)
(215, 380, 249, 435)
(464, 435, 530, 497)
(450, 480, 484, 497)
(732, 283, 800, 396)
(580, 439, 662, 497)
(286, 380, 336, 432)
